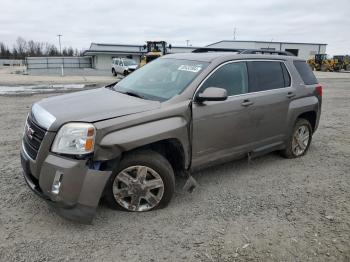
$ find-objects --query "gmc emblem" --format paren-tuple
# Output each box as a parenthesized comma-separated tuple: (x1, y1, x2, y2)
(26, 124, 35, 139)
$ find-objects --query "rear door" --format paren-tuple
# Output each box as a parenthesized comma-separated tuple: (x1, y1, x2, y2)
(245, 60, 294, 146)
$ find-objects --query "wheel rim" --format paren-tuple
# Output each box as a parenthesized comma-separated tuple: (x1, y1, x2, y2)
(112, 166, 164, 211)
(292, 125, 310, 156)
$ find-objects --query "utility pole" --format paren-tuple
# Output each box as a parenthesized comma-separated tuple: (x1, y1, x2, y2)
(186, 40, 190, 47)
(57, 34, 64, 76)
(233, 27, 237, 40)
(57, 34, 62, 55)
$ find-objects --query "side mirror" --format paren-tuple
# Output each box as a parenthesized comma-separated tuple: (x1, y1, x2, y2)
(196, 87, 228, 103)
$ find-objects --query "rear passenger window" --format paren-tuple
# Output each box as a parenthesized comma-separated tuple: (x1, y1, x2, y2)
(201, 62, 248, 96)
(249, 61, 287, 92)
(293, 61, 318, 85)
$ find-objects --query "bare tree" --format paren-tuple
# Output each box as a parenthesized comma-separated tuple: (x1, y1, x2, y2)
(0, 42, 11, 59)
(13, 37, 28, 59)
(0, 37, 82, 59)
(27, 40, 44, 57)
(67, 47, 74, 56)
(45, 44, 59, 56)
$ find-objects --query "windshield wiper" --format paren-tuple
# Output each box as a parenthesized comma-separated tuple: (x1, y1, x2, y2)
(117, 90, 145, 99)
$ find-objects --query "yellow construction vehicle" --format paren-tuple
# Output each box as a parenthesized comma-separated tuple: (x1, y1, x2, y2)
(139, 41, 171, 67)
(333, 55, 350, 71)
(307, 54, 340, 72)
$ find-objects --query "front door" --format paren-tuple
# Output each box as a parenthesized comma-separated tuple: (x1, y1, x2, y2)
(191, 61, 257, 168)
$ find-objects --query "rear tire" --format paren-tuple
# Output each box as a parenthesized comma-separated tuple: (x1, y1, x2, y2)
(112, 68, 117, 76)
(104, 150, 175, 212)
(281, 118, 312, 158)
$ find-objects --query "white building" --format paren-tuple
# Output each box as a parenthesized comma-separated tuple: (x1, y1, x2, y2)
(207, 40, 327, 59)
(83, 43, 197, 70)
(83, 40, 327, 70)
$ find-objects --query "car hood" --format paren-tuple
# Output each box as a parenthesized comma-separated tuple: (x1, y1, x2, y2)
(32, 87, 160, 131)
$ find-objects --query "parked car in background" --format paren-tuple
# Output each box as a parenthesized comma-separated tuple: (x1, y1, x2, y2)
(21, 52, 322, 223)
(112, 58, 138, 76)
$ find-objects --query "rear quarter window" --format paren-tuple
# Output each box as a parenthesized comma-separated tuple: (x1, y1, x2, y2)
(293, 61, 318, 85)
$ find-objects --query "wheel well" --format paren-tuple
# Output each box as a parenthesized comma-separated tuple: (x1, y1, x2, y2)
(127, 139, 186, 175)
(298, 111, 317, 131)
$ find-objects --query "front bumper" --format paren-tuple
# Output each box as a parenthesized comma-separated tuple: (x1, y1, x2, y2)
(20, 146, 112, 224)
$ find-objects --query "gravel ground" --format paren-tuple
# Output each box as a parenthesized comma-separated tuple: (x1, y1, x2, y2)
(0, 78, 349, 262)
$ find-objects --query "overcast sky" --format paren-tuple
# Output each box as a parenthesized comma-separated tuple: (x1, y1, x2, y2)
(0, 0, 349, 55)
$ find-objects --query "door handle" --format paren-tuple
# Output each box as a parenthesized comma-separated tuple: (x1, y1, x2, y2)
(286, 92, 296, 98)
(241, 99, 254, 107)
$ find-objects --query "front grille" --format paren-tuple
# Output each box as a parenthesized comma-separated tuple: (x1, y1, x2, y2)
(23, 116, 46, 160)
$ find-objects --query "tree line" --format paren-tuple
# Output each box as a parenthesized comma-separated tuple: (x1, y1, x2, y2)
(0, 37, 82, 60)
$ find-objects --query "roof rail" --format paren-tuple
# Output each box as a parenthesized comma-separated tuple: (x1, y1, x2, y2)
(192, 47, 244, 53)
(239, 49, 295, 56)
(192, 47, 295, 56)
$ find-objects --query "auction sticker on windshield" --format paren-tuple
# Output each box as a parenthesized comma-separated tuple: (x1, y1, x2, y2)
(178, 64, 203, 73)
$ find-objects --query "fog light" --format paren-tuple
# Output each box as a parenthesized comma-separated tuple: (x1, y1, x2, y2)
(51, 172, 63, 195)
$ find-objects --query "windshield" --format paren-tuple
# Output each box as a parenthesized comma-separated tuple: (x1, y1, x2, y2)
(113, 58, 208, 101)
(123, 59, 137, 66)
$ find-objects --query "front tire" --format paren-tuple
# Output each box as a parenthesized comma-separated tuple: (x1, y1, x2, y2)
(105, 150, 175, 212)
(282, 118, 312, 158)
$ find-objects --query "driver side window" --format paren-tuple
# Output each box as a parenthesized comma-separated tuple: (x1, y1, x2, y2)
(201, 62, 248, 96)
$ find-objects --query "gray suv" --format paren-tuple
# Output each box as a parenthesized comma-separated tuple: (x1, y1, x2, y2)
(21, 52, 322, 223)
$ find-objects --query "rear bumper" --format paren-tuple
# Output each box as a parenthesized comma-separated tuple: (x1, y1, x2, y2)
(20, 147, 112, 224)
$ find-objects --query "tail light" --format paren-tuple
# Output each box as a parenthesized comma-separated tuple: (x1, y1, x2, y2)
(315, 84, 323, 96)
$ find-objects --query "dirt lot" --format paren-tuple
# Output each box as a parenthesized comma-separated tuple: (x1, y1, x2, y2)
(0, 77, 349, 261)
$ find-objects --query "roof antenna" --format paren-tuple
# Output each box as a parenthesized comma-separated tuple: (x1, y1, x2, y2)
(233, 27, 237, 40)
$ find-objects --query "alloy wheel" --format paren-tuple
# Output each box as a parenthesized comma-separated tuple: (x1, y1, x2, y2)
(291, 125, 310, 156)
(112, 166, 164, 211)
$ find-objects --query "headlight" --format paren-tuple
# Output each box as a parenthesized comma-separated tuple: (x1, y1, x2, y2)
(51, 123, 95, 155)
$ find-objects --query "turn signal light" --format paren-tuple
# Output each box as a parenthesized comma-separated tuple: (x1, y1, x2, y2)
(85, 138, 94, 151)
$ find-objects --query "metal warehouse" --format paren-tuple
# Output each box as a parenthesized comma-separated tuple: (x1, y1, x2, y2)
(207, 40, 327, 59)
(83, 40, 327, 70)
